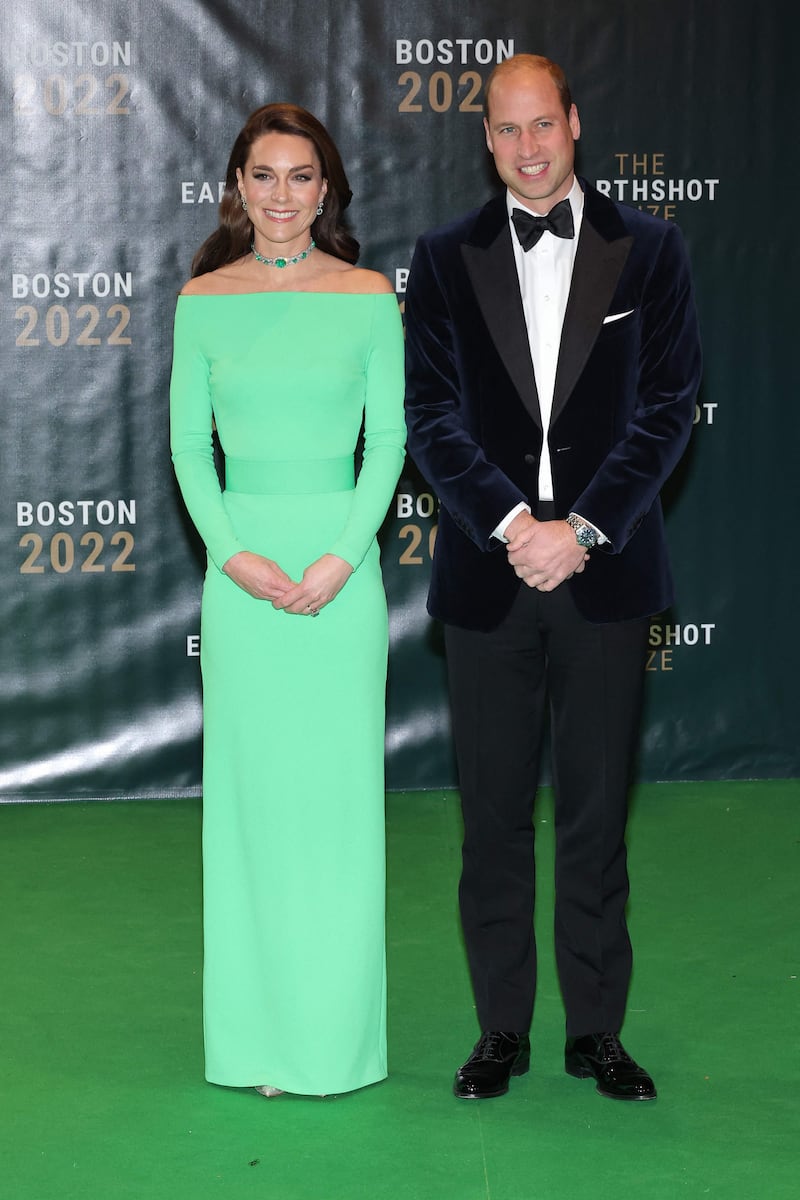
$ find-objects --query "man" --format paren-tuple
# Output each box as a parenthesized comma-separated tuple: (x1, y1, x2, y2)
(404, 54, 701, 1102)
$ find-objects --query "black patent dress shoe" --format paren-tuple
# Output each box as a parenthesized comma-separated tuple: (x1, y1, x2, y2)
(454, 1031, 531, 1099)
(565, 1032, 656, 1100)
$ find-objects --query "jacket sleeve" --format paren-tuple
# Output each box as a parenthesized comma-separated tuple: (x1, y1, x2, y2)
(404, 235, 528, 551)
(572, 221, 702, 551)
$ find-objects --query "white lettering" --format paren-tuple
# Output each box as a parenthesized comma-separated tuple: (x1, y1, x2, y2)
(181, 181, 226, 205)
(395, 268, 409, 294)
(396, 493, 413, 518)
(594, 178, 720, 203)
(15, 40, 132, 68)
(9, 271, 133, 298)
(186, 636, 200, 658)
(395, 38, 514, 65)
(436, 39, 454, 65)
(694, 402, 719, 426)
(15, 500, 138, 527)
(649, 622, 716, 648)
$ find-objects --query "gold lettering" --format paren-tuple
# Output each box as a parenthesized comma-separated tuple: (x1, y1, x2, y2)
(645, 649, 673, 672)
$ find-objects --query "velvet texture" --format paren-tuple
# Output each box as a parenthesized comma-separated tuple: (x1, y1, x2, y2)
(405, 181, 702, 630)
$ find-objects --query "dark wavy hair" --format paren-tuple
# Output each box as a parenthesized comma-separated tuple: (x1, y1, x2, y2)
(191, 103, 359, 277)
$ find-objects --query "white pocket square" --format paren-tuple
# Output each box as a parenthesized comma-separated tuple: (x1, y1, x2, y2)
(603, 309, 635, 324)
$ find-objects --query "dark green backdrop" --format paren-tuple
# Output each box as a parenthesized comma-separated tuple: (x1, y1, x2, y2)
(2, 0, 797, 801)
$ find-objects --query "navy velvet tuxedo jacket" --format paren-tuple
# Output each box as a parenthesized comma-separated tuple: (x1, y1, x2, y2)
(404, 181, 702, 630)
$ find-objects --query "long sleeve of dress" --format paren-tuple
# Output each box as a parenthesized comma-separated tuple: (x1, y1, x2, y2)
(170, 300, 245, 571)
(327, 295, 406, 569)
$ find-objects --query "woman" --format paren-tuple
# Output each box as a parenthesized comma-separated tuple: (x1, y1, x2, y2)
(170, 104, 405, 1098)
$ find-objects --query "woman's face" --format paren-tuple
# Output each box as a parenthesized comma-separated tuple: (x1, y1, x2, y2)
(236, 132, 327, 257)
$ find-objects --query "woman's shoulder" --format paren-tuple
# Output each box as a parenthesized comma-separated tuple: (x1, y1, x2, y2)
(320, 262, 394, 296)
(179, 260, 253, 297)
(340, 268, 393, 296)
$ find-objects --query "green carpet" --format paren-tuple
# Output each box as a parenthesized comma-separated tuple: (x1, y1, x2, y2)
(0, 781, 796, 1198)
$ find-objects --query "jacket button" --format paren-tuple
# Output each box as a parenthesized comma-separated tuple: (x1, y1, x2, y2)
(523, 454, 536, 465)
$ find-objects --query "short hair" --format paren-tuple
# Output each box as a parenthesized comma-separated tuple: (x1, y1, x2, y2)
(484, 54, 573, 120)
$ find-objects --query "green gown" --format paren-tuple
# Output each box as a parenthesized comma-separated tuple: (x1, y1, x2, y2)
(170, 291, 406, 1095)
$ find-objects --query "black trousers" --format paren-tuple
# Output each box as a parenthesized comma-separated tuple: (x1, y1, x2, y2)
(444, 574, 649, 1038)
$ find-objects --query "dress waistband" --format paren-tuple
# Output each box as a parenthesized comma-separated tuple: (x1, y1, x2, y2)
(225, 456, 354, 495)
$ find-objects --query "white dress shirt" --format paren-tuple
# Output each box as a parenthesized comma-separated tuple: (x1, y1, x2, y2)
(492, 178, 605, 545)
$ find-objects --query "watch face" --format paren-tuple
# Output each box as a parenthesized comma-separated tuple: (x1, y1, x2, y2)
(567, 514, 598, 548)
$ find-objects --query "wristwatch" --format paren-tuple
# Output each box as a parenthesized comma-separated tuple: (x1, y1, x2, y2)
(566, 513, 599, 549)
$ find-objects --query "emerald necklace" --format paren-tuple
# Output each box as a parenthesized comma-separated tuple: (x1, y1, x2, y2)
(251, 239, 316, 269)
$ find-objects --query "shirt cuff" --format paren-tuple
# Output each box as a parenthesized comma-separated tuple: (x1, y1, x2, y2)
(492, 502, 531, 543)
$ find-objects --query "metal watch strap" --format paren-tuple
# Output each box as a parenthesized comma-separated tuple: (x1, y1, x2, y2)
(566, 513, 598, 549)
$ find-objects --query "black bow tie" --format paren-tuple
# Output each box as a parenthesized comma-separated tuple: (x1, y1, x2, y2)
(511, 200, 574, 250)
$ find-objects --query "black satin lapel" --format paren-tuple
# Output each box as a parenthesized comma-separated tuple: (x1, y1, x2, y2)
(553, 222, 633, 421)
(462, 236, 541, 429)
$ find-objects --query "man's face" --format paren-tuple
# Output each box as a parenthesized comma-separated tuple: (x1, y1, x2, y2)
(484, 68, 580, 212)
